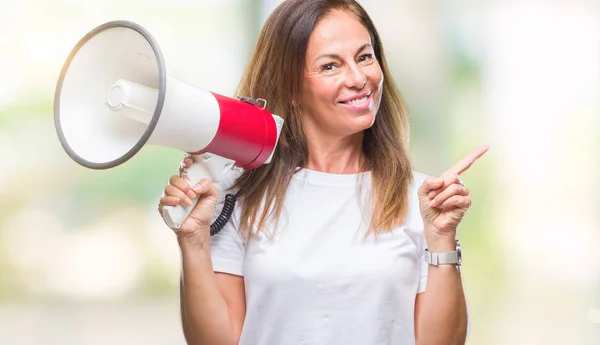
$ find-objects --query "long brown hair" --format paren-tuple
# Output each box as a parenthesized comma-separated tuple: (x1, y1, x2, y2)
(231, 0, 413, 237)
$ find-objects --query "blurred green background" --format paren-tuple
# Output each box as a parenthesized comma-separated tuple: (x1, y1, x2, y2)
(0, 0, 598, 344)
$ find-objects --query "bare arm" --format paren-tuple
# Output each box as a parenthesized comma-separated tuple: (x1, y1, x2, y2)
(159, 160, 248, 345)
(415, 147, 487, 344)
(179, 236, 247, 345)
(414, 238, 468, 345)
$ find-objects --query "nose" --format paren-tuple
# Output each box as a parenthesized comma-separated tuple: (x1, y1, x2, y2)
(345, 64, 366, 89)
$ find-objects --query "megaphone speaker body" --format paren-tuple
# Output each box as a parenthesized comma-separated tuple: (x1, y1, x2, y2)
(54, 20, 284, 229)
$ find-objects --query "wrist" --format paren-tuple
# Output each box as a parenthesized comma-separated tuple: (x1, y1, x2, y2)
(425, 238, 462, 268)
(177, 230, 211, 253)
(424, 227, 457, 251)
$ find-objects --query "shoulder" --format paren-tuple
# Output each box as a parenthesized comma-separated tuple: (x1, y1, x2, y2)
(211, 168, 245, 230)
(410, 170, 431, 192)
(407, 169, 430, 207)
(213, 168, 244, 200)
(403, 170, 431, 238)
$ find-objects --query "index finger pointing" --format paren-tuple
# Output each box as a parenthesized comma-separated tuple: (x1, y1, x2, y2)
(447, 145, 489, 175)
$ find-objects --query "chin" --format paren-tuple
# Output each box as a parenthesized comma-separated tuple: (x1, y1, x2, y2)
(358, 109, 377, 128)
(341, 112, 377, 135)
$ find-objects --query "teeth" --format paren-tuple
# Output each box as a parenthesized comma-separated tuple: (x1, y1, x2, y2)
(347, 96, 368, 105)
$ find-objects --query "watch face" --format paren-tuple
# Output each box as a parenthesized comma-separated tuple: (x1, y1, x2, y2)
(456, 240, 462, 265)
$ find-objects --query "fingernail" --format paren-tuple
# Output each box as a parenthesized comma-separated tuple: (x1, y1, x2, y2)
(429, 199, 437, 207)
(193, 181, 206, 193)
(184, 198, 192, 206)
(187, 190, 196, 199)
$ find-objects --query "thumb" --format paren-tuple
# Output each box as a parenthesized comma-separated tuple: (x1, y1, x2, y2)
(418, 176, 444, 199)
(191, 178, 219, 199)
(187, 179, 220, 225)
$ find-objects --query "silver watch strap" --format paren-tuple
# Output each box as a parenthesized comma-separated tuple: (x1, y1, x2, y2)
(425, 250, 459, 265)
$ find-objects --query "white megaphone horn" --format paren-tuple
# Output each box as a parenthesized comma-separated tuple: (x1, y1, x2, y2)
(54, 20, 284, 233)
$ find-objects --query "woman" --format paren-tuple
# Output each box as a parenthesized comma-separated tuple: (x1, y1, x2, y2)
(158, 0, 487, 344)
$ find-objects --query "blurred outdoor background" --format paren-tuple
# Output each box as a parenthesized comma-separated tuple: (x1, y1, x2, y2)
(0, 0, 599, 344)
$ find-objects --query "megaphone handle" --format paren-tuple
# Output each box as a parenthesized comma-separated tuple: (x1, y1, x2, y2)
(161, 153, 235, 230)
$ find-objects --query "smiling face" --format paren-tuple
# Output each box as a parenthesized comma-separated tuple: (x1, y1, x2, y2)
(301, 9, 384, 140)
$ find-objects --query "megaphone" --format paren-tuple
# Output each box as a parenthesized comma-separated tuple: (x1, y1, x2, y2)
(54, 20, 284, 233)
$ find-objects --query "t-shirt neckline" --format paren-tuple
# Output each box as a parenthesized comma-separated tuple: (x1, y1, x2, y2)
(292, 167, 371, 186)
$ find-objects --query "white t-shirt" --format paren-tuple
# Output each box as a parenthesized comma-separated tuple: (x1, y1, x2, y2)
(210, 168, 430, 345)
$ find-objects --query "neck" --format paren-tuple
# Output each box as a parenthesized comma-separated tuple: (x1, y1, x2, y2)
(304, 130, 366, 174)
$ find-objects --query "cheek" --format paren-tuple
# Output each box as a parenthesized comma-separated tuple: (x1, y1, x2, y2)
(308, 79, 339, 106)
(371, 68, 384, 102)
(371, 65, 384, 89)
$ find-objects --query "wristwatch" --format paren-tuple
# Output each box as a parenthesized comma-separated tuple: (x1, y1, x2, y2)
(425, 239, 462, 266)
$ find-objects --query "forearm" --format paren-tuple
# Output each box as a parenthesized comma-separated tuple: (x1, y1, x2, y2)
(416, 237, 468, 345)
(179, 236, 237, 345)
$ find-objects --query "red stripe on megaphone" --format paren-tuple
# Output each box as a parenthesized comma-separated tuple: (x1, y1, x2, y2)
(195, 92, 278, 170)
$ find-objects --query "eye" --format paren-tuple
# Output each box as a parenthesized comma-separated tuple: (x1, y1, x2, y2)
(321, 62, 338, 72)
(358, 53, 374, 63)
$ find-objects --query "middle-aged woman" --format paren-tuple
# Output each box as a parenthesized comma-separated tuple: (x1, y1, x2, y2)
(157, 0, 488, 344)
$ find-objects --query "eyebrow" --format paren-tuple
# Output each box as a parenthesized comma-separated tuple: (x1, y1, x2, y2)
(313, 43, 372, 62)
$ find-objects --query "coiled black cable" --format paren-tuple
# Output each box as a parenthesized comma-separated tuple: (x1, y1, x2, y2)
(209, 170, 254, 236)
(210, 194, 236, 236)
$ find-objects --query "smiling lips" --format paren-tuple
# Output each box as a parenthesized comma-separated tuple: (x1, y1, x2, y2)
(339, 92, 372, 110)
